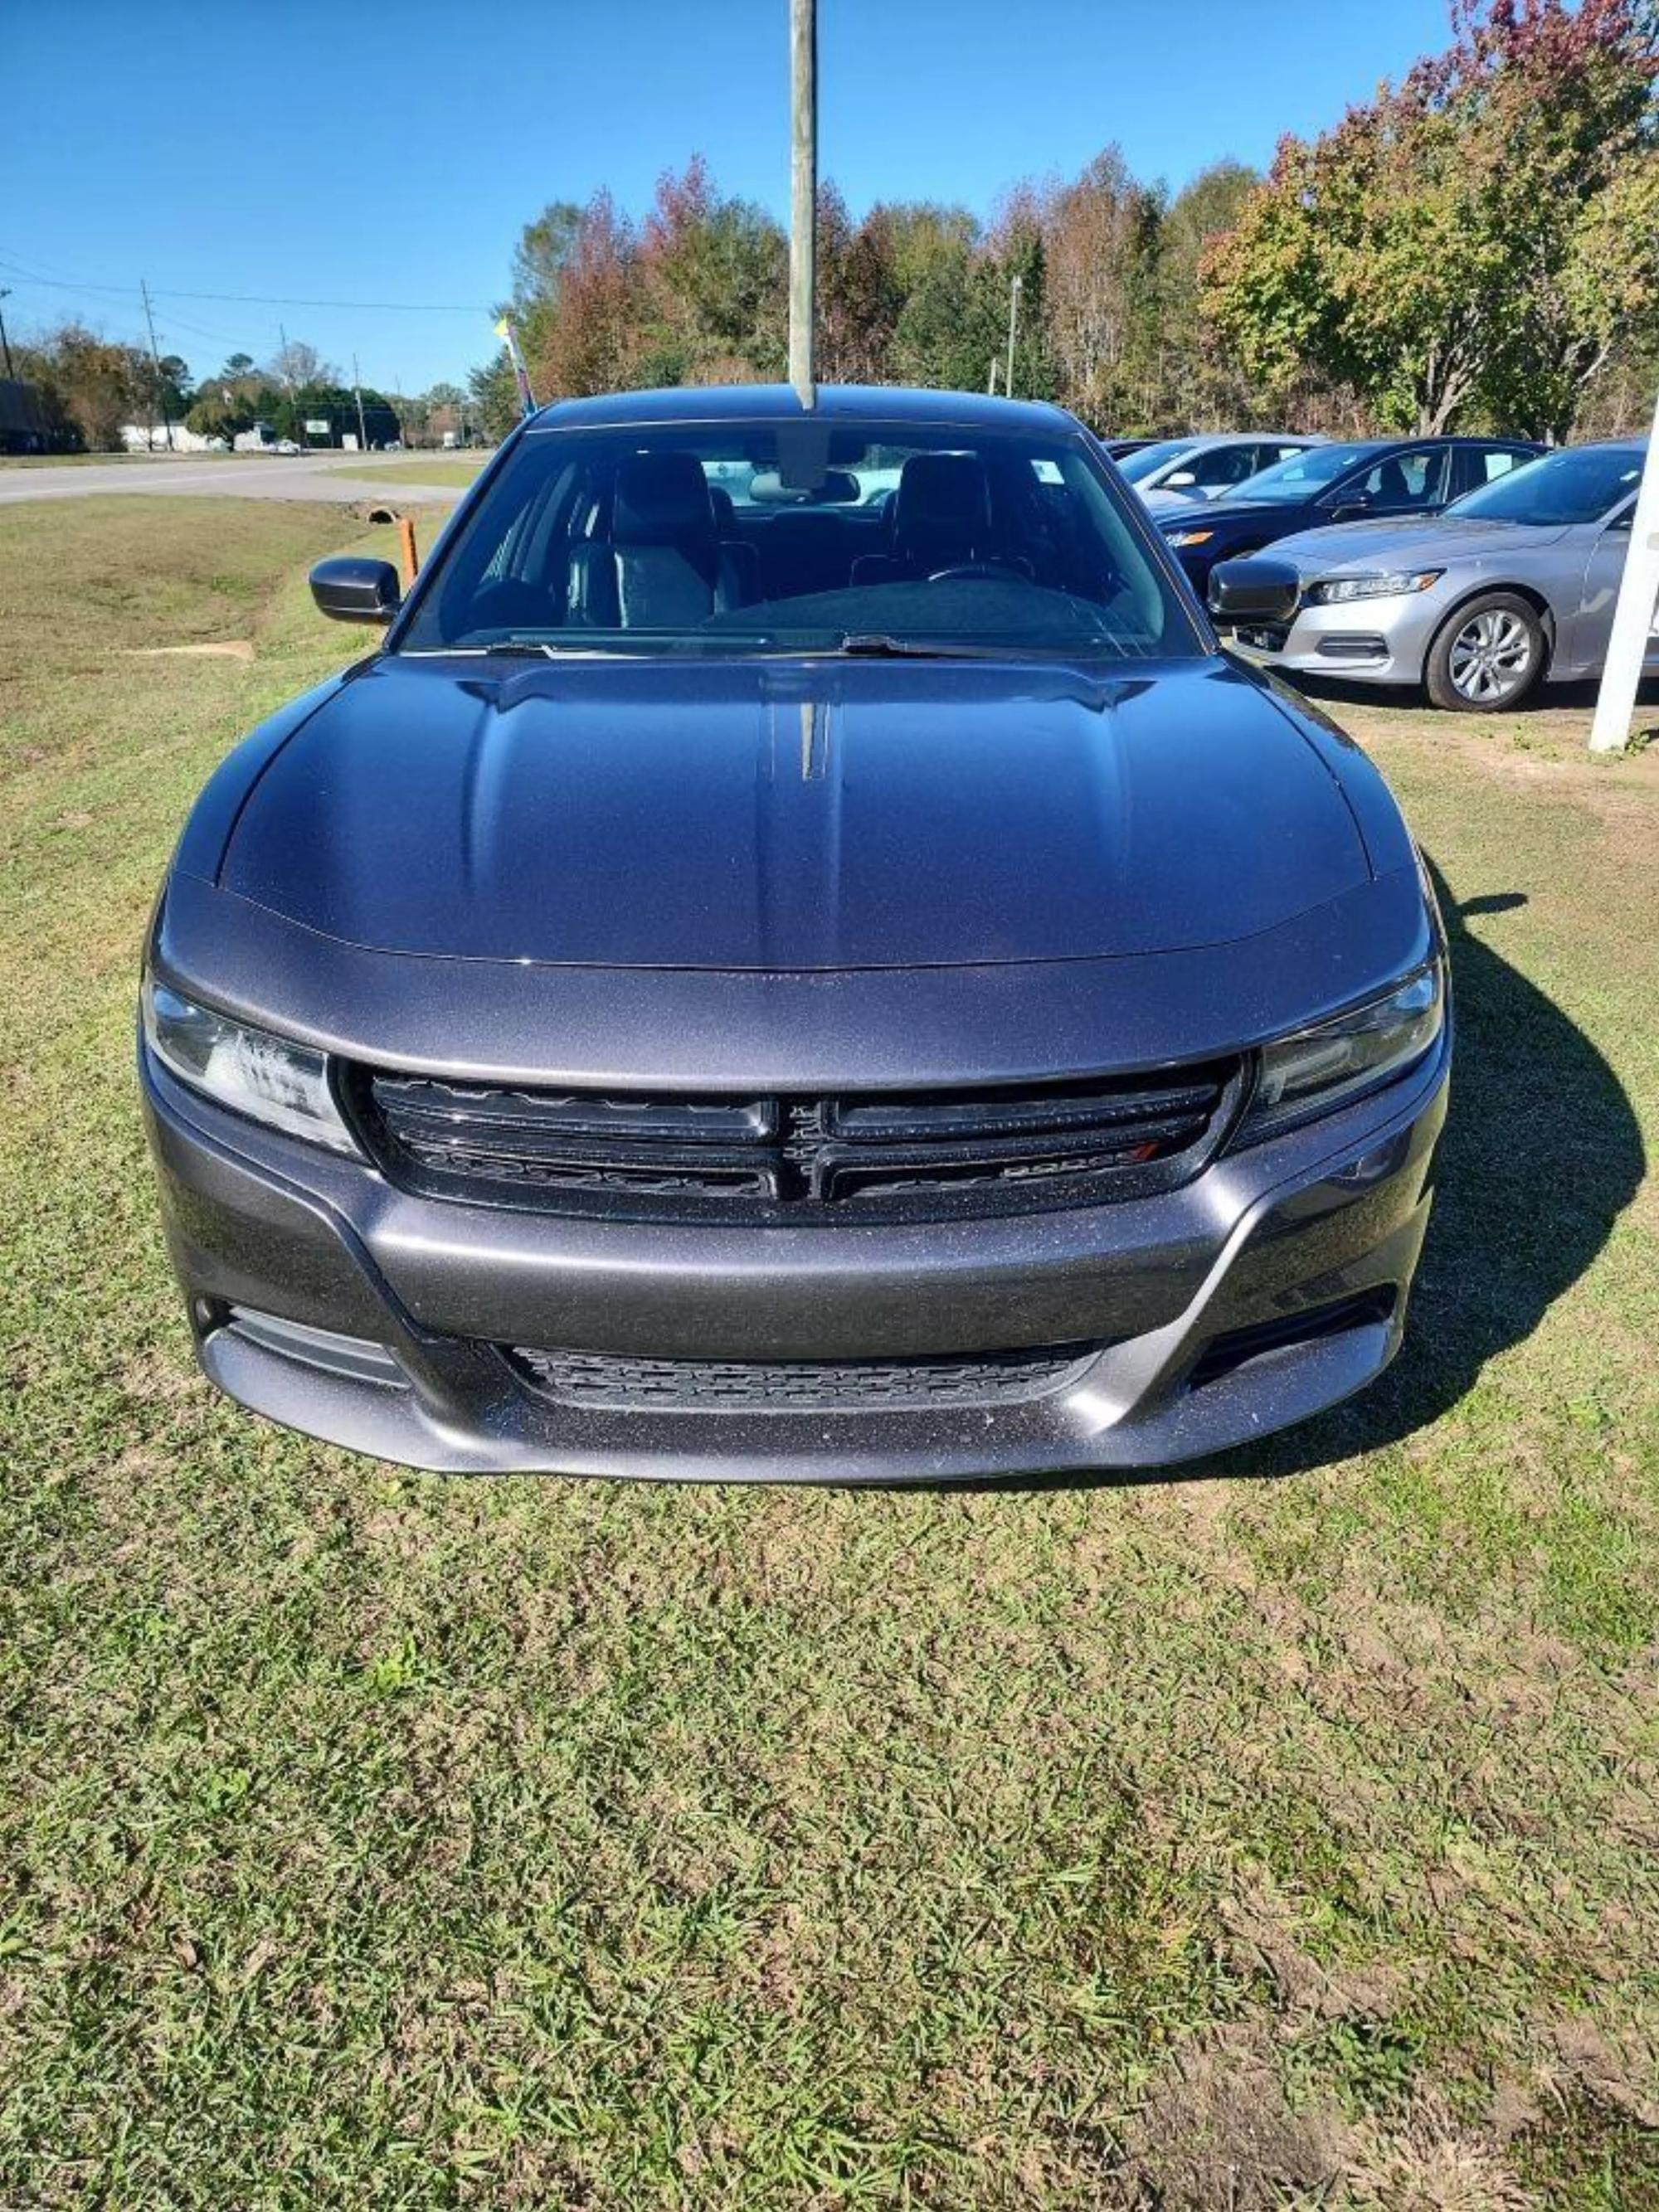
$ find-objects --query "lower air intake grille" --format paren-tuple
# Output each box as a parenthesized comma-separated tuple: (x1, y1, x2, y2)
(511, 1340, 1103, 1412)
(355, 1060, 1242, 1223)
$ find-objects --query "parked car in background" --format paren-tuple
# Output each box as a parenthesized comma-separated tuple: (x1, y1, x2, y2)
(1101, 436, 1159, 459)
(1118, 432, 1324, 508)
(1157, 435, 1545, 591)
(1210, 440, 1652, 710)
(139, 383, 1449, 1480)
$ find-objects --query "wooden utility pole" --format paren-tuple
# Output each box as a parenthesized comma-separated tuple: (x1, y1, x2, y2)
(139, 278, 174, 451)
(789, 0, 816, 409)
(1005, 273, 1022, 401)
(278, 320, 302, 444)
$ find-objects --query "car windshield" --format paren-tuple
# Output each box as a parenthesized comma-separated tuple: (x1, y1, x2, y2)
(1117, 438, 1198, 484)
(397, 417, 1204, 660)
(1444, 445, 1644, 526)
(1226, 442, 1383, 503)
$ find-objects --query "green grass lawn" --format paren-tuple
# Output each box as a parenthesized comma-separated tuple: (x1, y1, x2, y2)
(341, 454, 489, 489)
(2, 498, 1657, 2208)
(0, 450, 242, 469)
(0, 451, 114, 469)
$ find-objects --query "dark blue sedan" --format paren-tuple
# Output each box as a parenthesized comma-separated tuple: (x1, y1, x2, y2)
(1157, 435, 1544, 590)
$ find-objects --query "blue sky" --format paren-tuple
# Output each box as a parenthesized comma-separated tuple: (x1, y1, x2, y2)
(2, 0, 1455, 395)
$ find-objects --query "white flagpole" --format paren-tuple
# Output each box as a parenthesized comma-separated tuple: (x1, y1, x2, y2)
(1588, 386, 1659, 753)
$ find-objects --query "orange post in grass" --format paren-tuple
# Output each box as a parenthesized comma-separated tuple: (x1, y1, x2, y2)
(397, 514, 420, 587)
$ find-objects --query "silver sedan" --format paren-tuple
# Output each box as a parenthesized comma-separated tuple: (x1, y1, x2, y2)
(1215, 440, 1655, 709)
(1118, 433, 1323, 510)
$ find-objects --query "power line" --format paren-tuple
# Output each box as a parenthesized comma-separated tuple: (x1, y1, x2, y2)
(148, 306, 265, 349)
(0, 249, 469, 394)
(0, 255, 264, 356)
(0, 250, 135, 296)
(0, 254, 489, 316)
(161, 285, 488, 314)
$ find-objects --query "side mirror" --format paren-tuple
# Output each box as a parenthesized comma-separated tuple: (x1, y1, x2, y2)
(1326, 500, 1369, 524)
(1207, 556, 1301, 628)
(309, 556, 401, 625)
(1164, 469, 1198, 489)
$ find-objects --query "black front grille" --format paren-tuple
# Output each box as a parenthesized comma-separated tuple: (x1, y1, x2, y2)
(355, 1060, 1242, 1223)
(512, 1340, 1102, 1412)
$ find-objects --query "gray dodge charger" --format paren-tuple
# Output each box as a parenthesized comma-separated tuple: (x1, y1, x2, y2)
(139, 385, 1449, 1481)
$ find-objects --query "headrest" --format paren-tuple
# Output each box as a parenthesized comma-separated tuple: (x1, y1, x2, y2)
(613, 453, 716, 546)
(708, 484, 736, 528)
(895, 453, 991, 543)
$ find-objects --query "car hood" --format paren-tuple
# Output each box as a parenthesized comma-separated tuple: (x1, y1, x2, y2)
(1262, 515, 1573, 577)
(216, 652, 1374, 971)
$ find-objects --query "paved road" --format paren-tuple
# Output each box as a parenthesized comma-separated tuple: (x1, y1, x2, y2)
(0, 449, 468, 507)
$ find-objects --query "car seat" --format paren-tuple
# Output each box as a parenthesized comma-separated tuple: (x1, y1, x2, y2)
(570, 453, 752, 626)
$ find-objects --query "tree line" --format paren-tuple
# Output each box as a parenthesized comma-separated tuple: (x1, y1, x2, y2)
(469, 0, 1658, 447)
(6, 333, 420, 453)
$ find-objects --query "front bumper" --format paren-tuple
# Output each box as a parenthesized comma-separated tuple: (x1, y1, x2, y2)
(1228, 590, 1448, 686)
(141, 1028, 1449, 1482)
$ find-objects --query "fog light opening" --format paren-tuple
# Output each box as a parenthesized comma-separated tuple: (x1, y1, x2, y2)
(222, 1306, 406, 1386)
(1186, 1289, 1397, 1393)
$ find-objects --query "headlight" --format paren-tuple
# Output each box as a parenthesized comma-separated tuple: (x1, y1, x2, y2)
(1306, 569, 1444, 605)
(1163, 527, 1214, 548)
(142, 975, 358, 1152)
(1243, 963, 1443, 1139)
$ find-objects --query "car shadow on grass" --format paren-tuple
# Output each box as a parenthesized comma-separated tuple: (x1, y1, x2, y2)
(1290, 670, 1659, 725)
(1190, 859, 1647, 1482)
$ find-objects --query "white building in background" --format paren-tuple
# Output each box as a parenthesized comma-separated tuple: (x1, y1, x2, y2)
(119, 422, 224, 453)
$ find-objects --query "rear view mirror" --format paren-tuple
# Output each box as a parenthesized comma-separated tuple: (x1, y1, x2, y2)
(747, 467, 862, 505)
(310, 557, 401, 625)
(1207, 557, 1301, 627)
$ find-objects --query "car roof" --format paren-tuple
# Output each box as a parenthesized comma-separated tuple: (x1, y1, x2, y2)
(1176, 430, 1321, 445)
(1323, 435, 1539, 454)
(528, 383, 1079, 435)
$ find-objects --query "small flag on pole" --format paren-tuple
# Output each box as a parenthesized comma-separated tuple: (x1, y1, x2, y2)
(494, 316, 537, 417)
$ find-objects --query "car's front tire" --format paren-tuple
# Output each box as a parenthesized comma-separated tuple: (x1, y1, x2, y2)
(1425, 592, 1545, 712)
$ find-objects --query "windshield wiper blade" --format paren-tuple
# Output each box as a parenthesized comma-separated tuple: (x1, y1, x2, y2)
(479, 639, 652, 659)
(834, 632, 1013, 659)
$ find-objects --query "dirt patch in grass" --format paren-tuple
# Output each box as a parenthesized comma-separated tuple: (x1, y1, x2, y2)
(1346, 2088, 1533, 2211)
(1118, 2023, 1349, 2205)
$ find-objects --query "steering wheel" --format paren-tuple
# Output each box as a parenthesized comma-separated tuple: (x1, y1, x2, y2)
(926, 560, 1028, 584)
